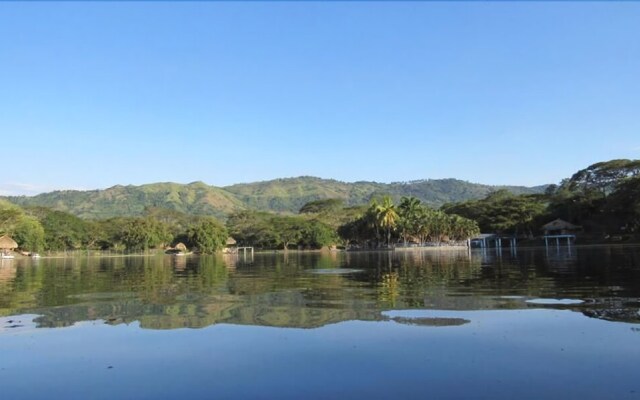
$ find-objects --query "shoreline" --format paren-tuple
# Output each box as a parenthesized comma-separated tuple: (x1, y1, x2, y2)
(2, 243, 639, 261)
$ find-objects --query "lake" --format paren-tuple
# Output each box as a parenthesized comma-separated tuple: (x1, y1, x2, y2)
(1, 246, 639, 399)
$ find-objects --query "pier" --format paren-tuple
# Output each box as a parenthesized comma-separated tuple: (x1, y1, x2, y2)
(470, 234, 517, 249)
(544, 234, 575, 247)
(237, 247, 254, 257)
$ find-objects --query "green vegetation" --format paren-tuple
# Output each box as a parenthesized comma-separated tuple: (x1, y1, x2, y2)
(0, 200, 45, 252)
(225, 210, 337, 250)
(442, 191, 547, 235)
(375, 196, 400, 246)
(224, 195, 478, 250)
(338, 196, 480, 248)
(5, 181, 245, 219)
(443, 159, 640, 238)
(299, 198, 345, 214)
(547, 159, 640, 234)
(1, 159, 638, 253)
(225, 177, 545, 214)
(186, 218, 228, 253)
(4, 177, 544, 219)
(0, 204, 229, 254)
(117, 218, 173, 251)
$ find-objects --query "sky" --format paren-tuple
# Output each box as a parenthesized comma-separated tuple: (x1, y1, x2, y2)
(1, 2, 639, 196)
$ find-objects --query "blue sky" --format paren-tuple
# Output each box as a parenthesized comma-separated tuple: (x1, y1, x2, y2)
(1, 2, 639, 195)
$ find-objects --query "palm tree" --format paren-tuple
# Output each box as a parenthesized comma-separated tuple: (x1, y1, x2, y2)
(398, 196, 422, 245)
(415, 208, 432, 245)
(429, 211, 450, 244)
(375, 196, 399, 247)
(365, 199, 382, 247)
(399, 196, 421, 214)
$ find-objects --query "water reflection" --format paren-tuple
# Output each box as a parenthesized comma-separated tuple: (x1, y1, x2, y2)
(0, 246, 639, 329)
(389, 316, 470, 327)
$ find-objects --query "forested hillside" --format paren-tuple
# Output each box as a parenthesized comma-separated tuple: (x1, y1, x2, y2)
(4, 176, 545, 219)
(225, 177, 545, 213)
(1, 160, 638, 254)
(6, 181, 245, 219)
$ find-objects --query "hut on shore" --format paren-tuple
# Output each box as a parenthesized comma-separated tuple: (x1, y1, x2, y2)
(542, 219, 581, 235)
(0, 235, 18, 256)
(223, 237, 237, 254)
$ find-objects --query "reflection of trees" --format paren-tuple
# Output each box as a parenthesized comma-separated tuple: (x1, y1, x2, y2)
(581, 298, 640, 324)
(2, 248, 640, 329)
(0, 263, 18, 314)
(378, 272, 399, 307)
(390, 316, 470, 327)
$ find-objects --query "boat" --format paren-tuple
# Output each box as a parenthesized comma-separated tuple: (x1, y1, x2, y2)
(1, 254, 15, 259)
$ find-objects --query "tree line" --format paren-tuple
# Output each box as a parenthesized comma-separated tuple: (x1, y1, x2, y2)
(0, 195, 479, 253)
(337, 196, 479, 248)
(227, 196, 479, 250)
(2, 159, 638, 253)
(442, 159, 640, 237)
(0, 204, 228, 254)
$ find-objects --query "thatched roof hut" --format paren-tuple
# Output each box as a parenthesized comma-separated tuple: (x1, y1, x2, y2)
(0, 235, 18, 250)
(175, 242, 187, 252)
(542, 219, 581, 234)
(226, 237, 237, 246)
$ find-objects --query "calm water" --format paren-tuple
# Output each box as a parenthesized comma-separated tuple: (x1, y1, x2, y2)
(1, 247, 639, 399)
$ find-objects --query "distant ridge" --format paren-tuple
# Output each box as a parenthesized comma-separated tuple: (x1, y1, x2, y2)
(3, 176, 547, 219)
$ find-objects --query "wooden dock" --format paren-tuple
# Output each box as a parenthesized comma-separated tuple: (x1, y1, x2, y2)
(544, 234, 576, 247)
(237, 247, 254, 256)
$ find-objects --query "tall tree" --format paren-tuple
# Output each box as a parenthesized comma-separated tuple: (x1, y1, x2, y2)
(118, 217, 172, 251)
(187, 218, 228, 253)
(272, 216, 305, 251)
(12, 216, 45, 252)
(398, 196, 422, 245)
(375, 196, 399, 246)
(566, 159, 640, 196)
(606, 176, 640, 232)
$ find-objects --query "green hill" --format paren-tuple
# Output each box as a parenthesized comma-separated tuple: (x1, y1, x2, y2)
(224, 176, 546, 213)
(5, 181, 245, 219)
(224, 177, 380, 212)
(4, 176, 546, 219)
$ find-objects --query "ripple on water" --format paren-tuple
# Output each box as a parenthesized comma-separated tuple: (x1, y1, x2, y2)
(390, 316, 471, 327)
(306, 269, 365, 275)
(68, 292, 138, 301)
(382, 310, 471, 327)
(526, 298, 584, 305)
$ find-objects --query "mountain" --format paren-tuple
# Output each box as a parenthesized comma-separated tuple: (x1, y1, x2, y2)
(224, 176, 546, 213)
(5, 181, 245, 219)
(3, 176, 547, 219)
(224, 177, 381, 212)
